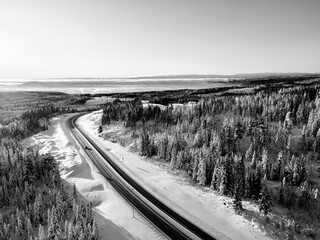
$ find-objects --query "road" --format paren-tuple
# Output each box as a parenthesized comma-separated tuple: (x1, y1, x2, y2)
(68, 113, 217, 240)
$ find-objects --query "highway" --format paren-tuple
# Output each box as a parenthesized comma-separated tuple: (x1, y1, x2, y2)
(68, 113, 217, 240)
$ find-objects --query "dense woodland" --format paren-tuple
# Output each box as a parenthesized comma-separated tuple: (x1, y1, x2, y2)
(101, 84, 320, 239)
(0, 91, 93, 126)
(0, 92, 100, 239)
(0, 141, 99, 239)
(0, 91, 98, 141)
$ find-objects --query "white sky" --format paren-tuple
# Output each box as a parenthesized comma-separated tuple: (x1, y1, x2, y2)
(0, 0, 320, 78)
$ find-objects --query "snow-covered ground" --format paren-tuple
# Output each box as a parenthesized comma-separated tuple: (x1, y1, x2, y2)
(77, 110, 274, 240)
(22, 114, 166, 240)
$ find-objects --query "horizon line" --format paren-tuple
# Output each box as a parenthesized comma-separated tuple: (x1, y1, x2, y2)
(1, 71, 320, 81)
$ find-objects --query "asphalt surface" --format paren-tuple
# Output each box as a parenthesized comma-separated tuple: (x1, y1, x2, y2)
(68, 113, 217, 240)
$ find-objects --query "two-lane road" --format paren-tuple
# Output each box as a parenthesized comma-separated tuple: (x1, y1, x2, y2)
(68, 113, 217, 240)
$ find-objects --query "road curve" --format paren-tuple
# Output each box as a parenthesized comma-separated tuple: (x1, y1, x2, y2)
(68, 113, 217, 240)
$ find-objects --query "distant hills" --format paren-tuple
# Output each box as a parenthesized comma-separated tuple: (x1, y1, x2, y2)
(5, 72, 319, 95)
(131, 73, 320, 79)
(17, 72, 320, 81)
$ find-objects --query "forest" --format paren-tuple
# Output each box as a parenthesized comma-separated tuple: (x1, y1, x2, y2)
(0, 92, 100, 239)
(0, 141, 99, 239)
(101, 84, 320, 239)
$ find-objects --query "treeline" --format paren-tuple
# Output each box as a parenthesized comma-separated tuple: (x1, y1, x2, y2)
(0, 92, 71, 124)
(0, 105, 77, 141)
(101, 85, 320, 221)
(0, 138, 99, 239)
(101, 99, 174, 127)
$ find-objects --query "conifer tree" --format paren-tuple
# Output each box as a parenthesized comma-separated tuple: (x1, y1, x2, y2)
(253, 166, 263, 199)
(56, 191, 65, 221)
(170, 145, 177, 169)
(16, 209, 25, 240)
(38, 224, 46, 240)
(296, 103, 305, 125)
(219, 164, 227, 195)
(0, 213, 4, 239)
(98, 125, 102, 134)
(197, 152, 206, 186)
(91, 220, 99, 240)
(233, 183, 243, 215)
(298, 181, 314, 210)
(277, 151, 285, 181)
(211, 166, 219, 190)
(64, 220, 69, 237)
(68, 222, 75, 240)
(176, 151, 184, 169)
(192, 151, 199, 183)
(244, 171, 251, 198)
(165, 143, 172, 162)
(47, 206, 61, 239)
(73, 184, 78, 202)
(27, 217, 34, 240)
(234, 121, 244, 152)
(286, 134, 292, 152)
(15, 186, 22, 209)
(259, 180, 272, 216)
(140, 129, 150, 156)
(250, 151, 257, 169)
(261, 148, 270, 178)
(3, 223, 10, 240)
(158, 136, 168, 160)
(225, 155, 235, 195)
(284, 112, 293, 132)
(234, 154, 246, 196)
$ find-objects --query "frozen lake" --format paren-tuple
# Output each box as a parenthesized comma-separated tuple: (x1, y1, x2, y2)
(0, 78, 238, 94)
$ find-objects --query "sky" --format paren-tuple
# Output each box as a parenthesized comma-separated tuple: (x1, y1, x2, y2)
(0, 0, 319, 79)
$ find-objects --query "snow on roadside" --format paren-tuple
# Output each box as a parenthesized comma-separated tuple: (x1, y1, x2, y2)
(78, 110, 274, 240)
(21, 114, 166, 240)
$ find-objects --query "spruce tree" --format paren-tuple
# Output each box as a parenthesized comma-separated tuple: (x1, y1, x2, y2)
(298, 181, 313, 209)
(277, 151, 285, 181)
(211, 166, 219, 190)
(68, 222, 75, 240)
(259, 184, 272, 216)
(250, 151, 257, 169)
(234, 154, 245, 197)
(261, 148, 269, 179)
(176, 151, 184, 169)
(98, 125, 102, 134)
(219, 163, 227, 195)
(170, 146, 177, 169)
(192, 151, 199, 183)
(38, 224, 46, 240)
(47, 206, 61, 239)
(197, 152, 206, 186)
(225, 155, 235, 195)
(27, 217, 34, 240)
(233, 183, 243, 215)
(91, 220, 99, 240)
(73, 184, 78, 202)
(0, 213, 4, 240)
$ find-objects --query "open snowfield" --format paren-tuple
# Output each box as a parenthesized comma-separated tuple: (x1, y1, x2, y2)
(77, 110, 274, 240)
(21, 114, 165, 240)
